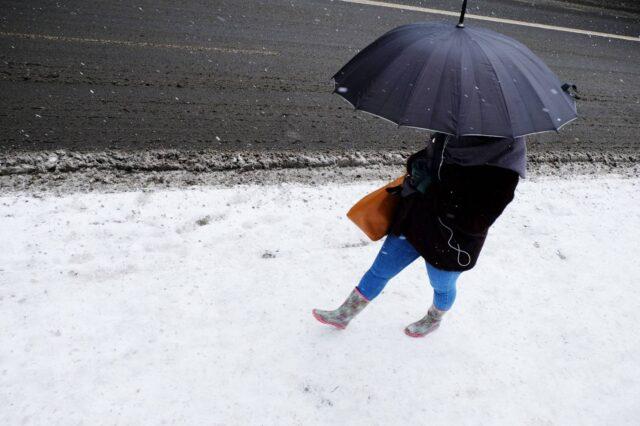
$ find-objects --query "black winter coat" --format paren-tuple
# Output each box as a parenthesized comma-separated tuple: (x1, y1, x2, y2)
(389, 146, 519, 271)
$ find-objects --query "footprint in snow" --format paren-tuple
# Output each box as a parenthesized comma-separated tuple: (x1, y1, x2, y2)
(261, 250, 278, 259)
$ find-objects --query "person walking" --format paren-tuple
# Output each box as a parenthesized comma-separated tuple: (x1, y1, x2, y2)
(313, 2, 577, 338)
(312, 133, 525, 337)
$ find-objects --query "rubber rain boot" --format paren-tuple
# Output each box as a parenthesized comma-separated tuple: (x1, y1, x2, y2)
(404, 304, 446, 338)
(312, 288, 369, 329)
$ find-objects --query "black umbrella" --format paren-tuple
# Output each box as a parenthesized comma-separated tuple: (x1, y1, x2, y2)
(333, 0, 578, 138)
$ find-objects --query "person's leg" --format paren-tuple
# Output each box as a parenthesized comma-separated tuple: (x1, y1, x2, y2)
(426, 263, 461, 311)
(404, 263, 461, 338)
(356, 234, 421, 301)
(312, 234, 420, 329)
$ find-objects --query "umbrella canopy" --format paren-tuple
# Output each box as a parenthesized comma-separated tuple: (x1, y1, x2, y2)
(333, 21, 578, 138)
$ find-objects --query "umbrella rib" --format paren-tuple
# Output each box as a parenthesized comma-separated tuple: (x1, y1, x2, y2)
(477, 31, 577, 124)
(428, 36, 460, 135)
(488, 49, 541, 134)
(473, 29, 576, 134)
(362, 34, 438, 122)
(509, 58, 566, 131)
(398, 36, 443, 127)
(456, 30, 476, 137)
(333, 27, 413, 83)
(471, 39, 515, 138)
(487, 36, 571, 133)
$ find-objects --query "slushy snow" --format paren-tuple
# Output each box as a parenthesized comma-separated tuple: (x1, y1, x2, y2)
(1, 176, 639, 424)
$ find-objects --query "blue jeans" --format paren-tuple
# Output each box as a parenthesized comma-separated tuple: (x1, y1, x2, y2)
(357, 234, 461, 311)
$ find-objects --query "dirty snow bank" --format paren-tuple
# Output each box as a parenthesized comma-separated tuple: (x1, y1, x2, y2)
(1, 176, 639, 425)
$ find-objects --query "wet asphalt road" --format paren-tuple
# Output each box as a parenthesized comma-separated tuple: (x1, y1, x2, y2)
(0, 0, 639, 155)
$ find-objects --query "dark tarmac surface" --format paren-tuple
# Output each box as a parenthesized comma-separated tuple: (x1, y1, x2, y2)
(0, 0, 639, 159)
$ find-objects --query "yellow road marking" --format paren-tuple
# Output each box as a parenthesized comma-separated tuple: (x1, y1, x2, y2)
(0, 31, 279, 55)
(339, 0, 640, 42)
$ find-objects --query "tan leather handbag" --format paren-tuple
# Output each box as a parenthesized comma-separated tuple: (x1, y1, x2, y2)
(347, 175, 405, 241)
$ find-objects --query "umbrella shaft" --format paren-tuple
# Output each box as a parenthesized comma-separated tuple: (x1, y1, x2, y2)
(457, 0, 468, 28)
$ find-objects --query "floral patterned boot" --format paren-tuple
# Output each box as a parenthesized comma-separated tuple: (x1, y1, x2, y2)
(404, 304, 446, 338)
(312, 288, 370, 329)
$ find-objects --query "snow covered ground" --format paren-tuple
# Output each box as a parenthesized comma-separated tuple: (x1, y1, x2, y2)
(1, 175, 639, 425)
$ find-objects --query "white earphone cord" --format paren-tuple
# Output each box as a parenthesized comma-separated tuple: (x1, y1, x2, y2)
(438, 217, 472, 267)
(434, 135, 471, 267)
(437, 135, 449, 181)
(438, 135, 471, 267)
